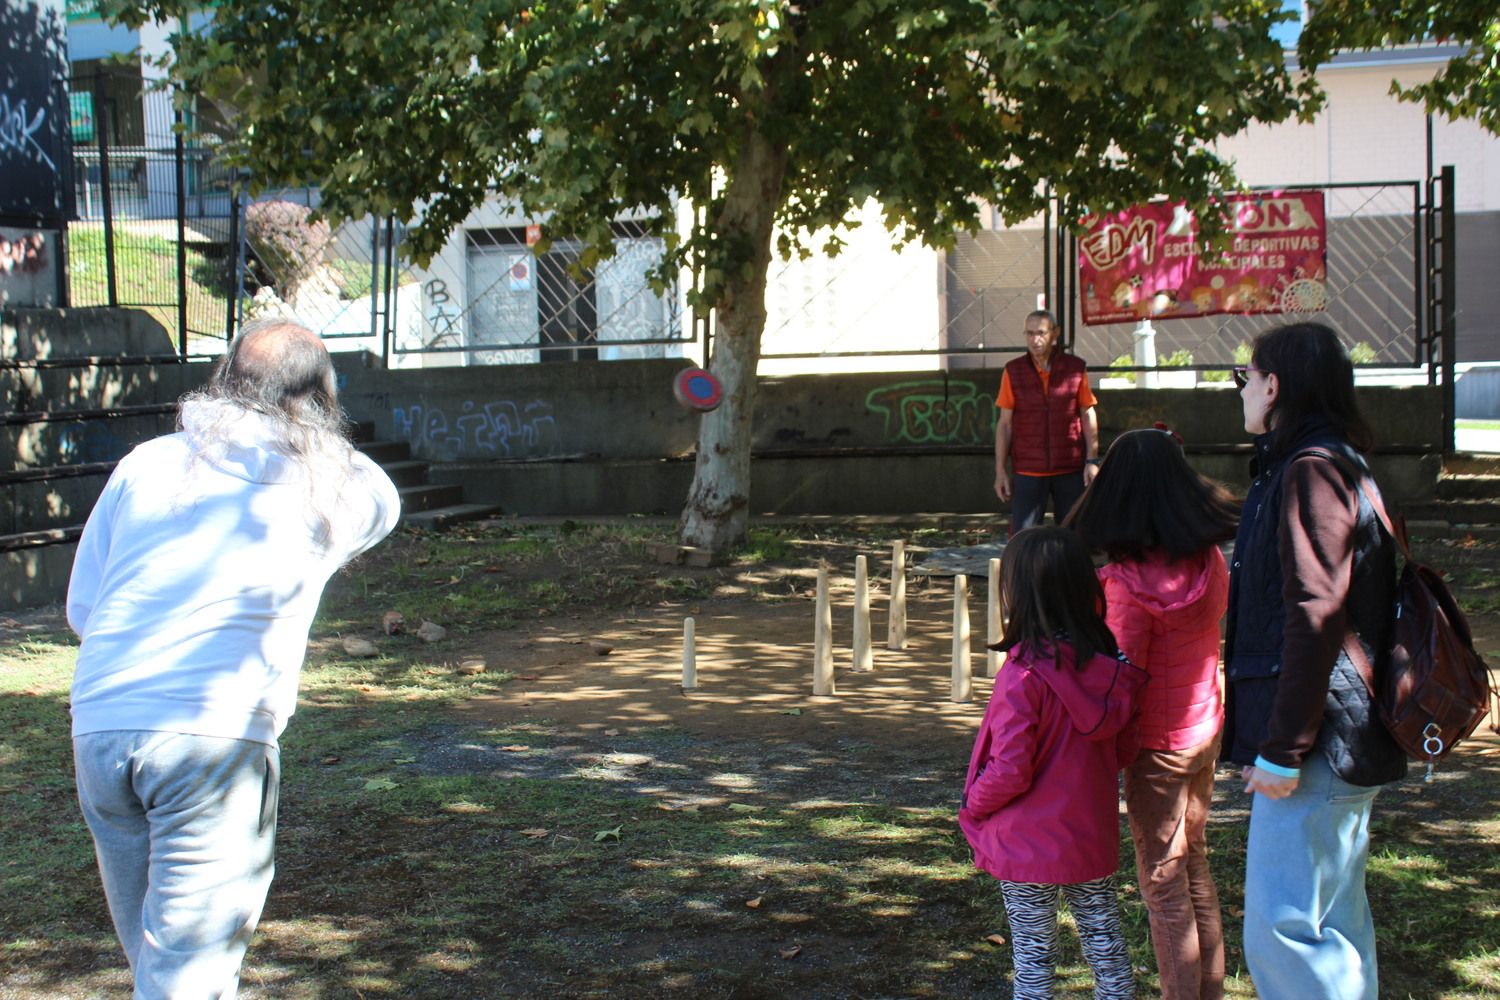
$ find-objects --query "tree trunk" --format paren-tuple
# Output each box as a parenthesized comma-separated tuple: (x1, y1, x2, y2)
(679, 128, 787, 553)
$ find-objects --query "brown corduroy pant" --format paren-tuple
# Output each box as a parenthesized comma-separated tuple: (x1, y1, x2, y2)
(1124, 733, 1226, 1000)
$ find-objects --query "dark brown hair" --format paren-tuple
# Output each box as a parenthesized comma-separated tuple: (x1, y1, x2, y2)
(1251, 321, 1374, 455)
(1065, 428, 1239, 562)
(994, 526, 1117, 667)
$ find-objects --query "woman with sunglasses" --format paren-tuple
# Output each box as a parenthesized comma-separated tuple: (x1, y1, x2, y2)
(1223, 322, 1406, 1000)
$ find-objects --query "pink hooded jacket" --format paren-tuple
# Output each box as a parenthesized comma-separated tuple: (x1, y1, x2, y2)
(1098, 547, 1228, 753)
(958, 640, 1147, 884)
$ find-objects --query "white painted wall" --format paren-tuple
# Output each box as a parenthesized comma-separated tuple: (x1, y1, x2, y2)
(1217, 59, 1499, 212)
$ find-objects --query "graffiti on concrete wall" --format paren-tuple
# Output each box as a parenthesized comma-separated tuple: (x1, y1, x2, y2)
(423, 278, 465, 347)
(57, 424, 126, 464)
(392, 399, 559, 461)
(864, 379, 994, 446)
(0, 93, 54, 170)
(0, 231, 47, 274)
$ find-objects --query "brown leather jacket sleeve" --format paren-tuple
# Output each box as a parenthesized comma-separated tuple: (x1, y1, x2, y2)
(1261, 454, 1359, 770)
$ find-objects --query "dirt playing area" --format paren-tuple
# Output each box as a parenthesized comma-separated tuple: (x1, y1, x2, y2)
(4, 517, 1499, 998)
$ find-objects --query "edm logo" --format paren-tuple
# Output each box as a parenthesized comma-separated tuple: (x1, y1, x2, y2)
(1080, 217, 1158, 271)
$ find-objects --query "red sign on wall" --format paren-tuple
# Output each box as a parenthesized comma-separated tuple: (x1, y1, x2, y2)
(1078, 191, 1328, 326)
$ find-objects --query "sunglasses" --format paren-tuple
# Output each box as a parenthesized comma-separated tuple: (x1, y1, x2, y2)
(1231, 365, 1273, 389)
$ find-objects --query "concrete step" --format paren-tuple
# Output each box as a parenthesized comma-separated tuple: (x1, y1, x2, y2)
(398, 483, 465, 513)
(401, 503, 504, 531)
(1402, 500, 1500, 526)
(1445, 453, 1500, 476)
(380, 459, 430, 488)
(357, 439, 411, 464)
(1437, 475, 1500, 501)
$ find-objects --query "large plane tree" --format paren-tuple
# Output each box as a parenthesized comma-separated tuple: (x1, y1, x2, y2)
(105, 0, 1499, 551)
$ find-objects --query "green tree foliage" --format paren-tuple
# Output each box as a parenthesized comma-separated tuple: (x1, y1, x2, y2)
(1299, 1, 1500, 133)
(100, 0, 1496, 549)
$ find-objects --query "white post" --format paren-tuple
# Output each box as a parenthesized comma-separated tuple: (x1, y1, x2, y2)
(814, 564, 835, 696)
(1133, 318, 1159, 389)
(681, 617, 697, 690)
(887, 540, 907, 650)
(853, 555, 872, 672)
(952, 573, 972, 703)
(986, 557, 1005, 678)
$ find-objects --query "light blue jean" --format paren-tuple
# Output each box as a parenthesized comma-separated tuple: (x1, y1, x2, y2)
(1243, 752, 1381, 1000)
(73, 730, 280, 1000)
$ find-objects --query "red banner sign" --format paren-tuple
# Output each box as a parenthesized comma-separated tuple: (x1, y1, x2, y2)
(1078, 191, 1327, 326)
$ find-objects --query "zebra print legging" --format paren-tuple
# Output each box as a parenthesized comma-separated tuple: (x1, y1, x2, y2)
(998, 876, 1135, 999)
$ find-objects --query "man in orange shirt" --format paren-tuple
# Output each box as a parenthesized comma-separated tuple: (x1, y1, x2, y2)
(994, 310, 1100, 535)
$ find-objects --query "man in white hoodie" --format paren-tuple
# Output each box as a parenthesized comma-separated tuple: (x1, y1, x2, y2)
(67, 320, 401, 998)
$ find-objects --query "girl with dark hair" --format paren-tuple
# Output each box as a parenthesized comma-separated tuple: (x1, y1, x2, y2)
(958, 526, 1147, 999)
(1066, 428, 1239, 1000)
(1225, 322, 1405, 999)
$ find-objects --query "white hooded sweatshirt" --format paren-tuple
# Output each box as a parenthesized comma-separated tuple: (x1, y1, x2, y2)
(67, 399, 401, 746)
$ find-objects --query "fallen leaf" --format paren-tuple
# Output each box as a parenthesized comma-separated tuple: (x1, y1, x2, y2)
(520, 828, 549, 838)
(746, 896, 763, 909)
(781, 708, 803, 716)
(446, 574, 461, 585)
(321, 755, 341, 765)
(594, 825, 622, 842)
(499, 745, 530, 752)
(485, 564, 502, 573)
(604, 728, 620, 737)
(363, 777, 398, 791)
(984, 933, 1006, 946)
(778, 945, 802, 960)
(393, 756, 416, 765)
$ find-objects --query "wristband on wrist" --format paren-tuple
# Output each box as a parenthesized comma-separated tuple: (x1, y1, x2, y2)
(1084, 458, 1101, 466)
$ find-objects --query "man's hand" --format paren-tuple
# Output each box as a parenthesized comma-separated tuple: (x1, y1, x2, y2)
(1083, 463, 1098, 487)
(995, 469, 1012, 501)
(1243, 765, 1299, 799)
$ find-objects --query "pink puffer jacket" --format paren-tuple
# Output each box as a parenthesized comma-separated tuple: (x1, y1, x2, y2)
(1099, 547, 1228, 752)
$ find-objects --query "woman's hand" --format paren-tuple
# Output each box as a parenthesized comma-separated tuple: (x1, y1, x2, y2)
(1243, 765, 1299, 799)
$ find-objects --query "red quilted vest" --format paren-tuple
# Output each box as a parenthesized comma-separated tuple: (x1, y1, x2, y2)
(1006, 351, 1087, 474)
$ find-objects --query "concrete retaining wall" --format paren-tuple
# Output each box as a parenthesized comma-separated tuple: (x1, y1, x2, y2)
(3, 306, 1448, 608)
(344, 361, 1445, 515)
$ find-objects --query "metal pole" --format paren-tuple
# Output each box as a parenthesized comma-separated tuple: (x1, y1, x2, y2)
(94, 76, 117, 308)
(1411, 181, 1423, 362)
(1042, 191, 1052, 312)
(382, 216, 396, 367)
(1440, 165, 1456, 456)
(225, 185, 240, 342)
(174, 105, 189, 356)
(233, 175, 248, 334)
(369, 218, 380, 346)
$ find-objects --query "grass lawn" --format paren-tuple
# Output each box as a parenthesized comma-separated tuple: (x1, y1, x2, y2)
(66, 223, 233, 353)
(3, 520, 1498, 997)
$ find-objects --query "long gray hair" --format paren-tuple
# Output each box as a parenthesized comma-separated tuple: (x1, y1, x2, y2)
(179, 319, 362, 545)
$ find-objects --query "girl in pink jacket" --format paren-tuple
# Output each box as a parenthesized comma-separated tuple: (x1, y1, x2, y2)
(1066, 427, 1240, 1000)
(960, 526, 1147, 1000)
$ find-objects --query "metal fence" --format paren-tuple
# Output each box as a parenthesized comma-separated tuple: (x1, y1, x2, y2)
(758, 182, 1441, 377)
(223, 208, 695, 368)
(64, 71, 238, 355)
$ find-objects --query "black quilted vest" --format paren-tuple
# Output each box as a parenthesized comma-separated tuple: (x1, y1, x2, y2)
(1222, 424, 1407, 786)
